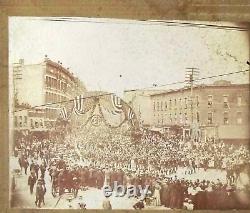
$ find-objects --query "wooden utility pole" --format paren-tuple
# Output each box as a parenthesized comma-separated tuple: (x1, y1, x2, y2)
(185, 67, 199, 142)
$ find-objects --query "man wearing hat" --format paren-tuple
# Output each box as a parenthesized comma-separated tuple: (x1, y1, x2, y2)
(28, 171, 37, 194)
(35, 179, 46, 208)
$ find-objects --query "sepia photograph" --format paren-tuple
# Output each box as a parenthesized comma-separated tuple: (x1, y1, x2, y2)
(9, 16, 250, 210)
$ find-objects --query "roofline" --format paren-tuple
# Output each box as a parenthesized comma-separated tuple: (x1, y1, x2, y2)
(45, 59, 76, 82)
(13, 59, 77, 82)
(150, 83, 250, 96)
(124, 89, 166, 92)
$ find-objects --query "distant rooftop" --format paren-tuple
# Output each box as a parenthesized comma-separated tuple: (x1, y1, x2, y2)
(149, 80, 249, 96)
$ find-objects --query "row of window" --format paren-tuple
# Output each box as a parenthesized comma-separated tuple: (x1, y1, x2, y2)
(45, 92, 67, 103)
(14, 116, 44, 128)
(154, 112, 199, 124)
(154, 111, 243, 125)
(207, 95, 242, 108)
(153, 95, 243, 111)
(45, 76, 68, 92)
(207, 111, 242, 125)
(153, 96, 199, 111)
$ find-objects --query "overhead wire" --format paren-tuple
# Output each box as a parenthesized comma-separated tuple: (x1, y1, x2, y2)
(130, 68, 250, 91)
(13, 69, 250, 112)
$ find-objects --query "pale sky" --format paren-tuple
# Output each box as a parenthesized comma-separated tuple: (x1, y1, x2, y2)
(9, 17, 249, 96)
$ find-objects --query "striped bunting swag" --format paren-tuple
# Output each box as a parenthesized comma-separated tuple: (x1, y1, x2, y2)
(127, 107, 136, 126)
(74, 95, 85, 115)
(111, 94, 123, 114)
(127, 107, 135, 120)
(59, 107, 68, 120)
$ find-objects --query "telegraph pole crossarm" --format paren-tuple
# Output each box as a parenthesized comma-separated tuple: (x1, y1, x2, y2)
(185, 67, 199, 145)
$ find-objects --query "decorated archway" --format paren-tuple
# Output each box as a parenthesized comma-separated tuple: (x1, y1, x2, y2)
(55, 91, 140, 143)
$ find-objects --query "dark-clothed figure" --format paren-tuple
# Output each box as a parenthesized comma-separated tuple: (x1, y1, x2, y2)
(35, 181, 46, 208)
(34, 163, 39, 179)
(133, 200, 145, 210)
(28, 172, 37, 194)
(40, 163, 46, 179)
(23, 158, 29, 175)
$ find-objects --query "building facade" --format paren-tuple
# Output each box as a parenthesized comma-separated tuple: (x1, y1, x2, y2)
(123, 89, 167, 127)
(14, 106, 46, 133)
(124, 80, 250, 143)
(13, 57, 87, 128)
(127, 81, 249, 144)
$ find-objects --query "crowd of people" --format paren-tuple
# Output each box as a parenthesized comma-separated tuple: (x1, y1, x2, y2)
(12, 124, 250, 209)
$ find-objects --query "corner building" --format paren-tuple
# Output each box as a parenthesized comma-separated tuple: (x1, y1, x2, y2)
(13, 57, 86, 128)
(149, 80, 249, 144)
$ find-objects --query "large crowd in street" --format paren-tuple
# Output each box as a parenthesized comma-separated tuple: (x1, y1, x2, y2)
(12, 124, 250, 209)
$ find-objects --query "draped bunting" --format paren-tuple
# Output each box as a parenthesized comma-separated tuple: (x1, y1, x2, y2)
(127, 107, 135, 120)
(59, 107, 67, 119)
(98, 101, 127, 129)
(59, 101, 74, 121)
(74, 95, 85, 115)
(58, 93, 138, 130)
(126, 107, 136, 126)
(78, 104, 96, 128)
(111, 94, 123, 114)
(73, 95, 95, 115)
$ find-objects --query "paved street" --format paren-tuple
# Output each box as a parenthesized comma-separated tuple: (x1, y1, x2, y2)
(10, 156, 248, 209)
(11, 156, 139, 209)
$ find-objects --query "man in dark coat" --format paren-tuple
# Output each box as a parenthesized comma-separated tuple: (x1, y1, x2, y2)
(72, 176, 80, 198)
(40, 163, 46, 179)
(28, 172, 37, 194)
(35, 181, 45, 208)
(58, 170, 65, 195)
(160, 182, 169, 207)
(117, 169, 124, 186)
(34, 162, 39, 179)
(96, 169, 104, 189)
(23, 158, 29, 175)
(194, 188, 207, 209)
(169, 182, 178, 209)
(30, 160, 35, 172)
(110, 169, 118, 190)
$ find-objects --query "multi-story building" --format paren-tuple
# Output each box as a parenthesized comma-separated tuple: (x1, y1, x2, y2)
(13, 57, 87, 128)
(14, 105, 46, 133)
(124, 80, 250, 142)
(123, 89, 167, 127)
(126, 80, 249, 144)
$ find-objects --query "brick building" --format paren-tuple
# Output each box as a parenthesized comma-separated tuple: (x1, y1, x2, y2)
(127, 80, 249, 144)
(12, 57, 87, 128)
(123, 89, 166, 126)
(14, 105, 46, 133)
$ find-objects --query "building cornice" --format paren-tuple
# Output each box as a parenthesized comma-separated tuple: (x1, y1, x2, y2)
(45, 59, 76, 82)
(150, 83, 250, 97)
